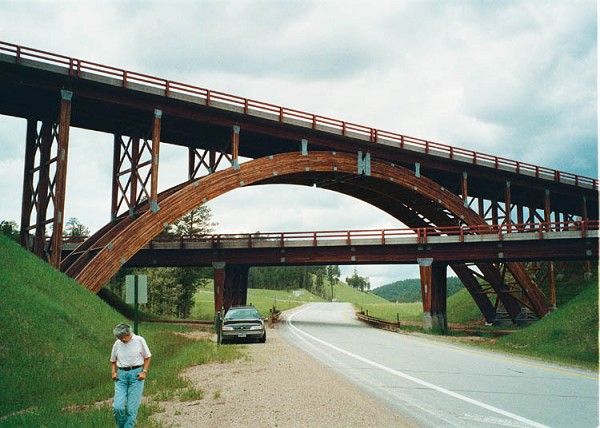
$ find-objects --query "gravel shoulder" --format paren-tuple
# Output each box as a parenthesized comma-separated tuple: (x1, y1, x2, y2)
(151, 324, 416, 428)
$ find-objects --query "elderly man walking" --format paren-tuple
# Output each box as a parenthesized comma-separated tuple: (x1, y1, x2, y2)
(110, 323, 152, 428)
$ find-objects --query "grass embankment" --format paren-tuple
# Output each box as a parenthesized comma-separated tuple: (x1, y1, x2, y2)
(0, 236, 240, 427)
(492, 280, 598, 369)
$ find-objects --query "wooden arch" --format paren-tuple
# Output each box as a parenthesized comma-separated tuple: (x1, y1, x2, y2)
(69, 151, 547, 319)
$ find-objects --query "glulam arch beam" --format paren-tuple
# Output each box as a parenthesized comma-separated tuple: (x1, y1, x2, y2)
(72, 151, 547, 319)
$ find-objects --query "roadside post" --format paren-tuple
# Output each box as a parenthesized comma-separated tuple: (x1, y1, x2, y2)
(215, 312, 222, 345)
(126, 274, 148, 334)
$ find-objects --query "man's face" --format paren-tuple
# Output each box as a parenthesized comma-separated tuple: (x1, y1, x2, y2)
(119, 334, 133, 343)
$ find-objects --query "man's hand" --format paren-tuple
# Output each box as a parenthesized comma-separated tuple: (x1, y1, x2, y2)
(112, 372, 118, 381)
(137, 370, 147, 380)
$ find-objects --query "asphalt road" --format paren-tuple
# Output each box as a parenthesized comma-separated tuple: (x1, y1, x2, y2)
(279, 302, 599, 428)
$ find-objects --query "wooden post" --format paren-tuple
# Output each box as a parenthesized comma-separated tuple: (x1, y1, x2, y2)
(150, 109, 162, 213)
(33, 121, 53, 258)
(548, 261, 556, 309)
(418, 258, 433, 330)
(544, 189, 551, 231)
(111, 135, 121, 221)
(431, 262, 448, 333)
(461, 172, 468, 206)
(213, 262, 226, 314)
(20, 119, 38, 249)
(232, 125, 240, 170)
(130, 137, 139, 216)
(49, 89, 73, 268)
(504, 181, 512, 233)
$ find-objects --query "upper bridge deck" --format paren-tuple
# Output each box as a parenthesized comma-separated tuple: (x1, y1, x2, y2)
(0, 41, 596, 201)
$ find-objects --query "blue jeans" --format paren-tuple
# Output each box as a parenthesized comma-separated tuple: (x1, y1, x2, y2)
(113, 367, 145, 428)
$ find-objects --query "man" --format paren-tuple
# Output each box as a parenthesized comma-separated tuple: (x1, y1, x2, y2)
(110, 323, 152, 428)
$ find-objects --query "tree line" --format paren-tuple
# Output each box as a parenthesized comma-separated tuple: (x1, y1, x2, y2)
(249, 265, 342, 299)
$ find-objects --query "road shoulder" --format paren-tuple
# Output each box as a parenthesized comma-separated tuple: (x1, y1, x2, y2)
(151, 327, 416, 427)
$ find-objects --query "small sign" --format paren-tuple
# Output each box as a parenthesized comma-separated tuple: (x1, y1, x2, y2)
(126, 275, 148, 304)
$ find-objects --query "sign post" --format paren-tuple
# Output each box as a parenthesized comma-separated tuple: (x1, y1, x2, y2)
(126, 275, 148, 334)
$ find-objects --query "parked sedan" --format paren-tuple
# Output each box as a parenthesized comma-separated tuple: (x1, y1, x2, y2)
(220, 305, 266, 344)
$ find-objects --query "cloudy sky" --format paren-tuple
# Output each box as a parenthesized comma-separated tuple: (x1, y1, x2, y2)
(0, 0, 597, 287)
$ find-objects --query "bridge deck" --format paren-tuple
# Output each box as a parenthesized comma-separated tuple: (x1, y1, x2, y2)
(0, 42, 596, 191)
(62, 223, 599, 252)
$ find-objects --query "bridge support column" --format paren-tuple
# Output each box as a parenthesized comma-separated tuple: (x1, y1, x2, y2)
(149, 109, 162, 213)
(231, 125, 240, 170)
(418, 258, 448, 332)
(20, 90, 72, 267)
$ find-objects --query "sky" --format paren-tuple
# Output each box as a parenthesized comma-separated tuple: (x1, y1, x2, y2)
(0, 0, 597, 287)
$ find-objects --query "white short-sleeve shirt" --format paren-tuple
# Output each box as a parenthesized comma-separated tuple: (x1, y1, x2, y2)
(110, 334, 152, 368)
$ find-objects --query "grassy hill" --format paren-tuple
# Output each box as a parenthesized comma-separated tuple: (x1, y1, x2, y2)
(372, 276, 464, 303)
(0, 235, 239, 426)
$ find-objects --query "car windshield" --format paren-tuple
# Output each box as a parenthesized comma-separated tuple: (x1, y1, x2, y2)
(225, 308, 259, 320)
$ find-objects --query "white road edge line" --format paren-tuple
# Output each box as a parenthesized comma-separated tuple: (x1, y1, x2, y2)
(287, 304, 550, 428)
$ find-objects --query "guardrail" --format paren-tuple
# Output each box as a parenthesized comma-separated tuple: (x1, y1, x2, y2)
(61, 220, 599, 250)
(355, 311, 401, 330)
(1, 40, 596, 190)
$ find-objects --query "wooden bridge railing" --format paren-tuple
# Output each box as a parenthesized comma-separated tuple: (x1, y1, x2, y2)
(62, 220, 599, 250)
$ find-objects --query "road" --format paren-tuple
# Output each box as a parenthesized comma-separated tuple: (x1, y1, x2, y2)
(279, 302, 599, 428)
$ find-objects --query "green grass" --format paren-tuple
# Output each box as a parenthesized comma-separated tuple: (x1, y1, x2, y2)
(332, 281, 423, 323)
(0, 235, 241, 427)
(446, 288, 485, 324)
(492, 277, 598, 369)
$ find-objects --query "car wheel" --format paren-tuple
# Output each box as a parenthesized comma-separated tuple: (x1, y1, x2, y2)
(259, 331, 266, 343)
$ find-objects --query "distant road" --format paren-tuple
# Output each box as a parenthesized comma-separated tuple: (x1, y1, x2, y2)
(279, 302, 599, 428)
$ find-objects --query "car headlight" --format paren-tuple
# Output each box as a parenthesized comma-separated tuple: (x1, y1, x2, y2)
(222, 326, 234, 331)
(249, 325, 263, 330)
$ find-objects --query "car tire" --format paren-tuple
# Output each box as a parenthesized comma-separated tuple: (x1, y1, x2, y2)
(259, 331, 266, 343)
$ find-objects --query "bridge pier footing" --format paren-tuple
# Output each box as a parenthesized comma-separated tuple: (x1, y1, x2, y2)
(422, 312, 448, 331)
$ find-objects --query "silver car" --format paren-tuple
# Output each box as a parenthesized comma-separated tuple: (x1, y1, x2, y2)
(220, 306, 266, 344)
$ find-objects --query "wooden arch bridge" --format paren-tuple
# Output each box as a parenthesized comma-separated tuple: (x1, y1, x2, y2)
(1, 41, 597, 330)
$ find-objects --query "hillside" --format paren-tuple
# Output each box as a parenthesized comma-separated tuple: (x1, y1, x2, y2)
(0, 235, 122, 417)
(372, 276, 464, 302)
(0, 235, 239, 426)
